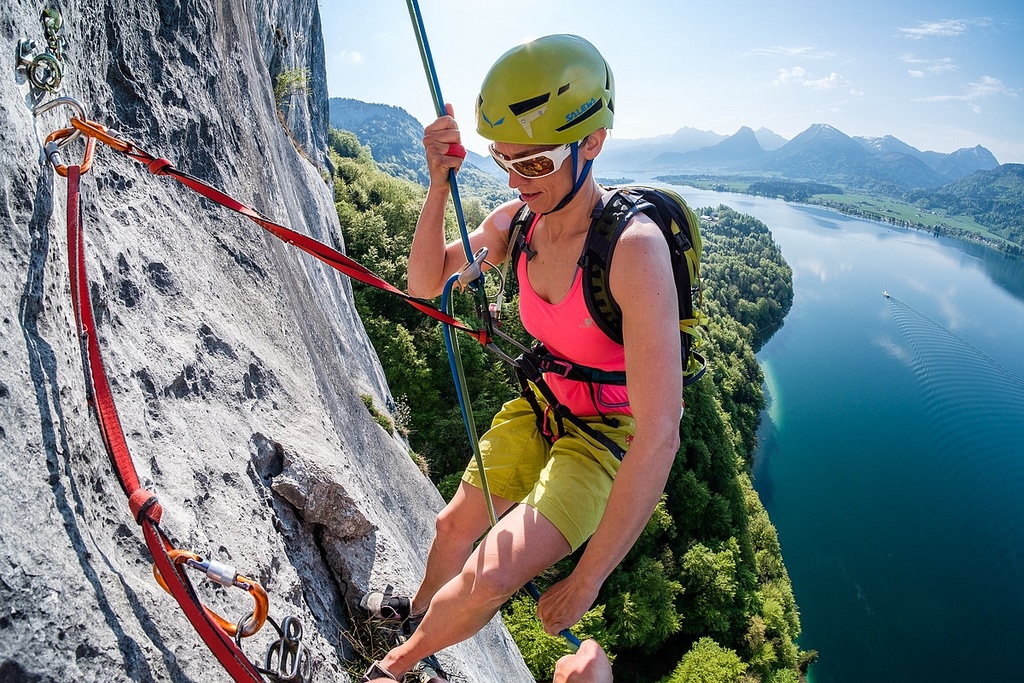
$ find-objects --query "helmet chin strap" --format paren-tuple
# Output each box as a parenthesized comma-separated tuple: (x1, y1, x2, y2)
(540, 141, 593, 215)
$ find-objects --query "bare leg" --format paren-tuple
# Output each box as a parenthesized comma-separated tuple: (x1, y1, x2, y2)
(380, 503, 571, 678)
(411, 481, 516, 614)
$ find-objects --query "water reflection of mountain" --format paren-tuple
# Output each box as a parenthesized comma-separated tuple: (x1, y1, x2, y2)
(955, 240, 1024, 302)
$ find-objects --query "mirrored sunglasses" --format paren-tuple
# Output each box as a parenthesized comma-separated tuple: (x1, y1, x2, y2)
(488, 143, 574, 178)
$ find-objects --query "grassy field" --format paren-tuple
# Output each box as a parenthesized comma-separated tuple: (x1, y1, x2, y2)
(809, 193, 1007, 242)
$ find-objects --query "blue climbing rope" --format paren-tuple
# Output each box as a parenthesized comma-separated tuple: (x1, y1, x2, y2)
(404, 0, 581, 654)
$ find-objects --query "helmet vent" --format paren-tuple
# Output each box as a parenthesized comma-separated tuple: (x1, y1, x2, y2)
(558, 83, 571, 96)
(509, 93, 550, 117)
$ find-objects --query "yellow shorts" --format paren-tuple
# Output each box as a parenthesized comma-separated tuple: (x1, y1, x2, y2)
(462, 394, 635, 551)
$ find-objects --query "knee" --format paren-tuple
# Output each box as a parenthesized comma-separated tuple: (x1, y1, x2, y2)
(434, 499, 483, 546)
(469, 559, 522, 605)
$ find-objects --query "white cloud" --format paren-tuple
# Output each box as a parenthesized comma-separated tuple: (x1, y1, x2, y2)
(901, 54, 957, 76)
(774, 66, 807, 85)
(751, 46, 835, 59)
(917, 75, 1017, 102)
(804, 72, 845, 91)
(970, 103, 983, 114)
(898, 18, 992, 39)
(336, 50, 365, 66)
(773, 67, 861, 96)
(899, 19, 969, 39)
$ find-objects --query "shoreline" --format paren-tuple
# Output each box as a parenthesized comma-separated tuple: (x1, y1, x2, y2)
(661, 179, 1024, 258)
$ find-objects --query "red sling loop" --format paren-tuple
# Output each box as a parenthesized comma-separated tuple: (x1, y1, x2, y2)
(66, 164, 266, 682)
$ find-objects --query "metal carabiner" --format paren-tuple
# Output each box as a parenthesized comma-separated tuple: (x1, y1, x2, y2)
(262, 616, 311, 682)
(152, 549, 270, 638)
(33, 96, 86, 143)
(457, 246, 489, 287)
(33, 97, 95, 176)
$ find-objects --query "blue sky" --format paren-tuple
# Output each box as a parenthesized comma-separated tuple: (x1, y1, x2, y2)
(319, 1, 1022, 163)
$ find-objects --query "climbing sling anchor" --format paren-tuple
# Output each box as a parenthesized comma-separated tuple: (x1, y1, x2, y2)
(36, 98, 314, 683)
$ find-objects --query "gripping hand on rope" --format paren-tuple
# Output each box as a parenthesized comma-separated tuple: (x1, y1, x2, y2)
(422, 103, 466, 187)
(536, 572, 599, 641)
(408, 107, 497, 302)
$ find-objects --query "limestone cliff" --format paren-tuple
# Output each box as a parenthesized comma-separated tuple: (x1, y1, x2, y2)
(0, 1, 530, 681)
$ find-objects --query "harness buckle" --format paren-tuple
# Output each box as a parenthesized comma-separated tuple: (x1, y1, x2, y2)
(537, 356, 575, 378)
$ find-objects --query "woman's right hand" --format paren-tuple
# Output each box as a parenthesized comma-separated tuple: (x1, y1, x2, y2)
(423, 103, 466, 187)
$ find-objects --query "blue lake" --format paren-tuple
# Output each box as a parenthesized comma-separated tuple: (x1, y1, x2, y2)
(678, 188, 1024, 681)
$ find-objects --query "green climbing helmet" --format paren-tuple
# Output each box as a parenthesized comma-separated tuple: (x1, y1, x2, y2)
(476, 34, 615, 145)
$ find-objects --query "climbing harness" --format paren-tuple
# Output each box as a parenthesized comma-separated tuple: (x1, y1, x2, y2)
(506, 187, 709, 391)
(16, 9, 68, 94)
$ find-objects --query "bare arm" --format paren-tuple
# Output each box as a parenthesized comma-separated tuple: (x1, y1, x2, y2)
(407, 105, 518, 298)
(537, 214, 682, 634)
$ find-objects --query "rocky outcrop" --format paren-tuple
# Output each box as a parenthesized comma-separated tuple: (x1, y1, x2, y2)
(0, 1, 529, 681)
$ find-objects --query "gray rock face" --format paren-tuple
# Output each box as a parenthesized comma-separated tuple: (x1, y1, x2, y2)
(0, 2, 530, 681)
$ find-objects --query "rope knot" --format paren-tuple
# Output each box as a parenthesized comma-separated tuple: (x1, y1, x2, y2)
(129, 489, 162, 525)
(147, 157, 173, 176)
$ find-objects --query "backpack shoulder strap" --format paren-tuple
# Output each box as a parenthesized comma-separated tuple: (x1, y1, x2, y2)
(579, 189, 650, 345)
(499, 203, 536, 303)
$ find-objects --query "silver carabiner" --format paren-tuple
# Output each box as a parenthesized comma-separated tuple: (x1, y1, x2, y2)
(33, 96, 87, 149)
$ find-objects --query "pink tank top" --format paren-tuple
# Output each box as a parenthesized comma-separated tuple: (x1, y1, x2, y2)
(517, 217, 632, 417)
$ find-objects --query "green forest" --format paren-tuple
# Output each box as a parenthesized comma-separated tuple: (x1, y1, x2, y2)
(327, 128, 809, 682)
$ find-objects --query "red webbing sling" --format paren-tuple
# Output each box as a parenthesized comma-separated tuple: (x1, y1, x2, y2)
(66, 164, 265, 682)
(66, 117, 490, 345)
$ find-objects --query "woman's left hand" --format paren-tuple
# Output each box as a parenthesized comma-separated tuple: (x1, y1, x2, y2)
(537, 573, 599, 637)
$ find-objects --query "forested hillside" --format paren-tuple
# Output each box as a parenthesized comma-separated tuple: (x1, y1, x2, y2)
(906, 163, 1024, 246)
(329, 97, 514, 206)
(702, 208, 795, 352)
(328, 128, 811, 682)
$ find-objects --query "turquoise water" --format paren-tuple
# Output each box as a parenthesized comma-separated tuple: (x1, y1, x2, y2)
(682, 189, 1024, 681)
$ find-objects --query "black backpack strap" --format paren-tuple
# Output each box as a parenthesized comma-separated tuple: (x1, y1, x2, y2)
(579, 190, 652, 345)
(501, 203, 536, 304)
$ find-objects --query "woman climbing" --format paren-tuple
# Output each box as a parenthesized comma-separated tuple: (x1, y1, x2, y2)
(360, 34, 683, 681)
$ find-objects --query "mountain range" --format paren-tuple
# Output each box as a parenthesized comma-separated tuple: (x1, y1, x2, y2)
(329, 97, 513, 200)
(329, 97, 1021, 245)
(330, 98, 1001, 194)
(610, 124, 999, 193)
